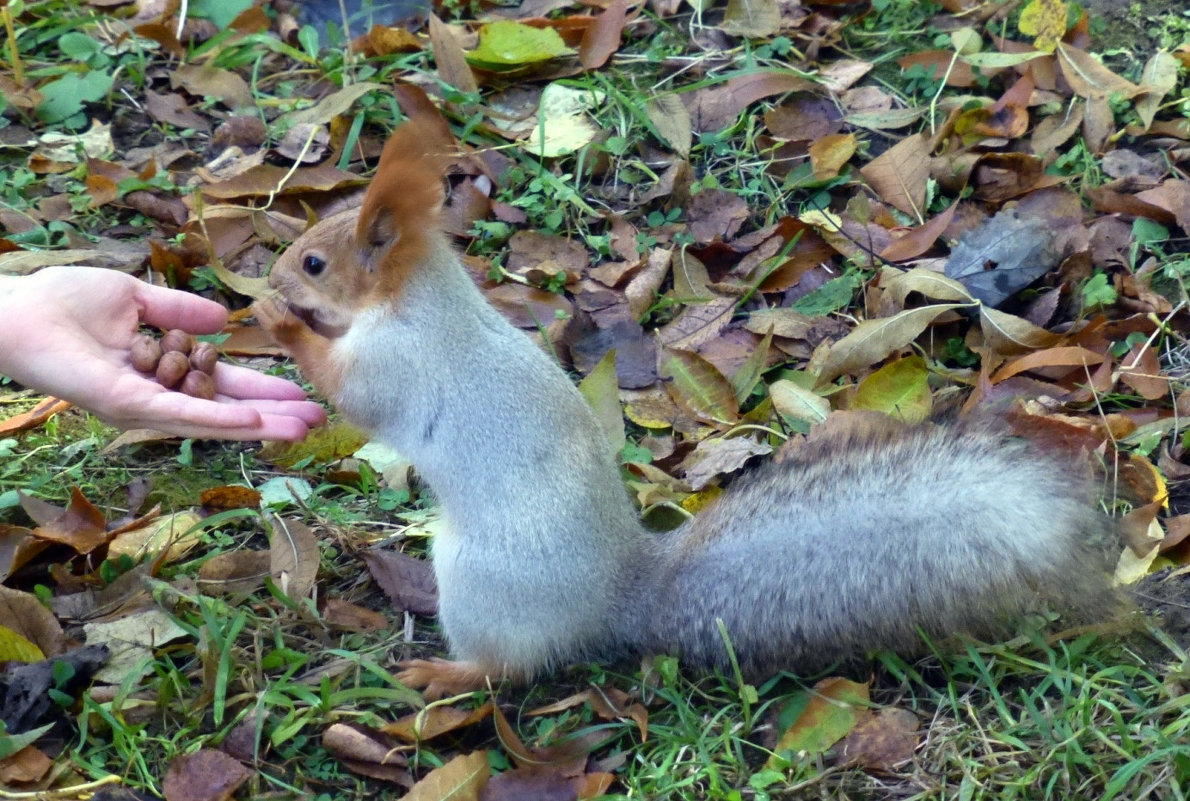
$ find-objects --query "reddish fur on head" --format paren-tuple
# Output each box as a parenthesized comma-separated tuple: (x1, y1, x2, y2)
(355, 119, 455, 297)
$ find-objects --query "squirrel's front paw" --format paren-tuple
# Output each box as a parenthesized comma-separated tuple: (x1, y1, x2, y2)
(252, 297, 305, 342)
(396, 658, 498, 700)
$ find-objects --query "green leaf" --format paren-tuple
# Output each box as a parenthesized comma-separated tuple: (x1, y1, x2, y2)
(851, 356, 932, 423)
(791, 271, 861, 316)
(1082, 272, 1117, 308)
(36, 70, 114, 123)
(578, 349, 626, 456)
(59, 33, 101, 63)
(466, 21, 572, 70)
(0, 722, 54, 761)
(189, 0, 253, 29)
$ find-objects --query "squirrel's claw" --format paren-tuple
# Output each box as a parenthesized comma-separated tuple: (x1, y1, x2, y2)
(397, 658, 499, 700)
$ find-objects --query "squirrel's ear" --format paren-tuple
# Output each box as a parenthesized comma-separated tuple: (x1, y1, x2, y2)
(356, 204, 398, 272)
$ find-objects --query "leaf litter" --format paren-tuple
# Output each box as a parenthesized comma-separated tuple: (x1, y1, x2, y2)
(0, 0, 1188, 796)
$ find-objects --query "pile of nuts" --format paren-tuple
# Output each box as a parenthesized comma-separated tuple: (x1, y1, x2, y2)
(131, 329, 220, 400)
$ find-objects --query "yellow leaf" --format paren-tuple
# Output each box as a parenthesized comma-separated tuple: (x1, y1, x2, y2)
(1018, 0, 1067, 53)
(0, 625, 45, 662)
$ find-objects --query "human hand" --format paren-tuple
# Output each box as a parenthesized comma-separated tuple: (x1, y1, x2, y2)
(0, 267, 326, 440)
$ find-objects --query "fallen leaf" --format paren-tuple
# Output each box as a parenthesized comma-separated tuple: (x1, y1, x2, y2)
(837, 707, 920, 770)
(769, 677, 870, 767)
(816, 304, 969, 384)
(197, 550, 271, 596)
(162, 749, 252, 801)
(85, 607, 188, 684)
(268, 516, 320, 601)
(658, 348, 740, 424)
(578, 0, 628, 70)
(404, 750, 489, 801)
(859, 134, 929, 217)
(681, 436, 772, 490)
(21, 486, 109, 555)
(363, 549, 439, 617)
(0, 397, 72, 436)
(429, 14, 480, 96)
(851, 356, 932, 423)
(684, 72, 816, 133)
(323, 598, 390, 632)
(383, 703, 494, 742)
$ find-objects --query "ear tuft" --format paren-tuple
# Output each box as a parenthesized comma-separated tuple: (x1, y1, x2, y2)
(353, 118, 455, 278)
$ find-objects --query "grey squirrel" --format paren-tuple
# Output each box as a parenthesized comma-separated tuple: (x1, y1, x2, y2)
(253, 121, 1118, 698)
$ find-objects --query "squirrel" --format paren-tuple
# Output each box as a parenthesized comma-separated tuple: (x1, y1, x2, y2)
(253, 121, 1119, 699)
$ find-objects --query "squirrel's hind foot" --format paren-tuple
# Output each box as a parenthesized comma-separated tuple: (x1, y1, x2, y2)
(397, 658, 505, 700)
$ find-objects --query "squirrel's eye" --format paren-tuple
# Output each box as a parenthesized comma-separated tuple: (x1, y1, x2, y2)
(302, 255, 326, 277)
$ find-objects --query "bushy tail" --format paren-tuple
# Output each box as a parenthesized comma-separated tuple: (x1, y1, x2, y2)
(630, 417, 1120, 675)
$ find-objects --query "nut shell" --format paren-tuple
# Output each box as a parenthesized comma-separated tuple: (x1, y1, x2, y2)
(180, 370, 216, 400)
(189, 342, 218, 375)
(130, 336, 162, 372)
(160, 329, 194, 355)
(156, 351, 190, 389)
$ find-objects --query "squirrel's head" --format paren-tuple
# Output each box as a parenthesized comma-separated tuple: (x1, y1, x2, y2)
(266, 119, 453, 337)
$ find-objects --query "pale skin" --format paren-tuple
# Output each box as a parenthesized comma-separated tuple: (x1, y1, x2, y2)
(0, 266, 325, 440)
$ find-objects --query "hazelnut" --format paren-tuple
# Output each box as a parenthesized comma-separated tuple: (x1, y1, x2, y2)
(130, 335, 162, 372)
(189, 342, 218, 375)
(180, 370, 216, 400)
(160, 329, 194, 355)
(156, 351, 190, 388)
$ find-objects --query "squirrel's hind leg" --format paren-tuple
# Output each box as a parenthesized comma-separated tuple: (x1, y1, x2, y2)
(397, 658, 508, 699)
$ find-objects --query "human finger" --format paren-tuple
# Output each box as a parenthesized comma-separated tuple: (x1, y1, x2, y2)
(132, 281, 229, 334)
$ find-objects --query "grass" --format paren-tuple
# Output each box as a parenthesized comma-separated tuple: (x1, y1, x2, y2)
(1, 0, 1189, 796)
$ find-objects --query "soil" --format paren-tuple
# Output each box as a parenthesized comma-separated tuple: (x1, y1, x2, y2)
(1083, 0, 1190, 62)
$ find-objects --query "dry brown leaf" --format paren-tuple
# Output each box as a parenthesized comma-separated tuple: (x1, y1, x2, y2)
(405, 750, 489, 801)
(22, 486, 110, 554)
(162, 749, 252, 801)
(197, 550, 271, 595)
(485, 282, 574, 328)
(879, 201, 959, 262)
(0, 586, 67, 658)
(1056, 42, 1142, 100)
(144, 90, 210, 132)
(0, 745, 53, 785)
(657, 295, 736, 351)
(200, 485, 263, 512)
(681, 436, 773, 490)
(429, 14, 480, 97)
(683, 72, 817, 133)
(171, 64, 255, 110)
(686, 188, 750, 244)
(579, 0, 628, 70)
(1119, 342, 1169, 400)
(323, 723, 410, 767)
(323, 598, 390, 632)
(990, 346, 1106, 384)
(201, 163, 364, 200)
(268, 516, 320, 601)
(721, 0, 780, 38)
(362, 549, 439, 616)
(383, 702, 494, 742)
(977, 306, 1061, 355)
(860, 134, 929, 217)
(837, 707, 920, 770)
